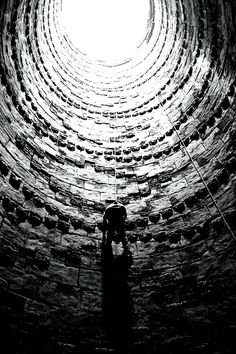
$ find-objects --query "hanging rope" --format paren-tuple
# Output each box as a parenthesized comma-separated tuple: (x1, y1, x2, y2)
(113, 112, 118, 201)
(156, 94, 236, 241)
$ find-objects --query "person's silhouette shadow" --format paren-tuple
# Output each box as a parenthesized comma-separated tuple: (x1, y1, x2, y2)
(102, 241, 133, 352)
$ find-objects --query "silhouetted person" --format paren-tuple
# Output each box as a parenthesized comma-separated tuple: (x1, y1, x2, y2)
(102, 204, 133, 351)
(103, 201, 129, 252)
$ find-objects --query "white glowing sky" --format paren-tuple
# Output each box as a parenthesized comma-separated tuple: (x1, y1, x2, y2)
(62, 0, 149, 62)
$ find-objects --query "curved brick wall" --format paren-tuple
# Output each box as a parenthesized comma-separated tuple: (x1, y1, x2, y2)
(0, 0, 236, 353)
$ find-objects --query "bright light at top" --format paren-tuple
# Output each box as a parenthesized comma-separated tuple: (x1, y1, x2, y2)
(62, 0, 149, 63)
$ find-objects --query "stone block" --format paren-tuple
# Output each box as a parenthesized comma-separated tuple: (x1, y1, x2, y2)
(136, 217, 149, 228)
(45, 202, 57, 215)
(217, 168, 229, 185)
(173, 142, 180, 152)
(149, 138, 157, 146)
(71, 217, 83, 230)
(153, 151, 162, 159)
(131, 146, 140, 152)
(139, 184, 151, 197)
(67, 142, 75, 151)
(0, 159, 9, 176)
(211, 217, 224, 232)
(57, 212, 70, 222)
(15, 134, 26, 150)
(124, 220, 136, 231)
(139, 233, 152, 243)
(58, 220, 70, 233)
(44, 216, 57, 229)
(28, 211, 42, 227)
(133, 155, 142, 161)
(70, 194, 82, 208)
(143, 154, 152, 161)
(166, 128, 173, 136)
(16, 206, 29, 222)
(22, 185, 34, 200)
(149, 213, 161, 223)
(65, 247, 81, 268)
(123, 148, 131, 155)
(49, 178, 60, 193)
(74, 158, 85, 168)
(127, 233, 138, 243)
(83, 222, 95, 234)
(207, 178, 219, 194)
(140, 142, 148, 149)
(173, 202, 185, 213)
(159, 171, 172, 183)
(5, 211, 17, 224)
(163, 147, 171, 155)
(182, 227, 195, 240)
(198, 123, 207, 135)
(158, 135, 165, 142)
(184, 195, 197, 208)
(153, 231, 167, 243)
(190, 131, 199, 141)
(124, 156, 132, 163)
(195, 187, 208, 200)
(162, 208, 173, 219)
(33, 195, 44, 208)
(9, 173, 21, 189)
(169, 231, 181, 244)
(206, 115, 215, 127)
(221, 96, 230, 110)
(34, 251, 50, 270)
(116, 171, 125, 178)
(195, 221, 210, 239)
(2, 196, 16, 212)
(183, 137, 190, 146)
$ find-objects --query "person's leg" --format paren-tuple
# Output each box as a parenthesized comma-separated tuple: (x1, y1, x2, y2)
(117, 224, 129, 251)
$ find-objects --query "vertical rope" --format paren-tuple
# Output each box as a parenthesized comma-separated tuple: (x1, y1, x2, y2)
(114, 112, 117, 201)
(156, 94, 236, 241)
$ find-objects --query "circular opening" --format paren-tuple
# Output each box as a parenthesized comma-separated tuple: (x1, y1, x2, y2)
(62, 0, 150, 64)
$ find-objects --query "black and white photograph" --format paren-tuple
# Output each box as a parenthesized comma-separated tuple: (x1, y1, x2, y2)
(0, 0, 236, 353)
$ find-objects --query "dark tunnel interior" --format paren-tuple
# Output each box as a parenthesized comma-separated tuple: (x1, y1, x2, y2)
(0, 0, 236, 353)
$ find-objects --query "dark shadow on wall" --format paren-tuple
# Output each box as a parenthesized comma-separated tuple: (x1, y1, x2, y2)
(102, 242, 133, 353)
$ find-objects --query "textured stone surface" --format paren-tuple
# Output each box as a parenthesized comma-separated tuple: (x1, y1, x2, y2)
(0, 0, 236, 353)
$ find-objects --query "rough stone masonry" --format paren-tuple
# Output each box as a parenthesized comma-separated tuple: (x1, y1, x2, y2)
(0, 0, 236, 353)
